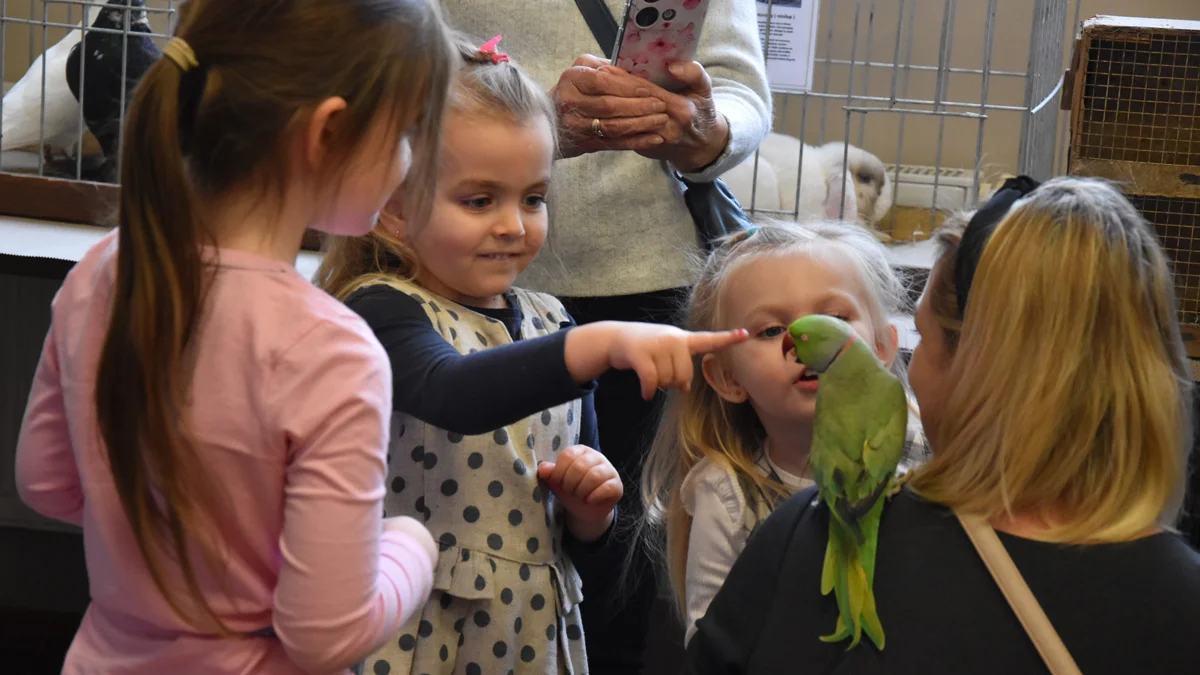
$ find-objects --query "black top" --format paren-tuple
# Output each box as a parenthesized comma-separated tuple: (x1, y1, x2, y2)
(688, 486, 1200, 675)
(346, 284, 611, 553)
(345, 284, 598, 448)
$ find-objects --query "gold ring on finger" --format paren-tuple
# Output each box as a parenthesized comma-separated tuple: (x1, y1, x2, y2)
(592, 118, 605, 138)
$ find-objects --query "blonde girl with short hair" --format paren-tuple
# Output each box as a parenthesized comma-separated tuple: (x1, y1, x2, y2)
(640, 219, 927, 644)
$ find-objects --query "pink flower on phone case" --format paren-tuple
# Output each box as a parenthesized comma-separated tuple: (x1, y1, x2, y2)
(648, 37, 678, 55)
(614, 0, 711, 92)
(678, 23, 696, 46)
(618, 52, 650, 70)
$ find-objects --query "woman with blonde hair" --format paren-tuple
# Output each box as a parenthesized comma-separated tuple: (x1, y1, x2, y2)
(687, 177, 1200, 674)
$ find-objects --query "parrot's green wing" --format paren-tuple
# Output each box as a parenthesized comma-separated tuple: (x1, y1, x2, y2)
(859, 394, 908, 587)
(862, 380, 909, 483)
(810, 344, 909, 653)
(850, 376, 907, 650)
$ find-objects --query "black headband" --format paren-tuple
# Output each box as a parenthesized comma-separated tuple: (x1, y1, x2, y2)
(954, 175, 1041, 316)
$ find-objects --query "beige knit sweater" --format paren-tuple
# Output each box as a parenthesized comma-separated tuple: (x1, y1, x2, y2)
(441, 0, 772, 297)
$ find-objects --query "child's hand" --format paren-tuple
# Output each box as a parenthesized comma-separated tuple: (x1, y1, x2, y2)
(537, 445, 623, 543)
(566, 321, 749, 400)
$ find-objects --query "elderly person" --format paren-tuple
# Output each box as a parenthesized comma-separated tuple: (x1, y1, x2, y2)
(441, 1, 771, 672)
(686, 177, 1200, 674)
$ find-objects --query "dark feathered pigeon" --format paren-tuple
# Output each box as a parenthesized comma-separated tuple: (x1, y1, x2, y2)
(65, 0, 162, 182)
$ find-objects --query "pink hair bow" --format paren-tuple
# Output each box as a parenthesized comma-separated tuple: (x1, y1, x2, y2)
(479, 35, 510, 64)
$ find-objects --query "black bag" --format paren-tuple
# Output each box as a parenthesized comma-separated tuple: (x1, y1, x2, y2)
(572, 0, 753, 250)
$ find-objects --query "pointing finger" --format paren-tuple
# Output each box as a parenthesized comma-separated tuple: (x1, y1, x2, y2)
(686, 329, 750, 355)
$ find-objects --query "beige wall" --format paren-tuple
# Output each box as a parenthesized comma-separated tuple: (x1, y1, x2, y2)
(780, 0, 1200, 179)
(3, 0, 1198, 178)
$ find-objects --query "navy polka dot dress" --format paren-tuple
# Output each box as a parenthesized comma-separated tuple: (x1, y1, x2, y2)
(365, 279, 588, 675)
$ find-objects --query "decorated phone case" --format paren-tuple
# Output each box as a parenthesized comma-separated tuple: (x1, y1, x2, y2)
(613, 0, 712, 92)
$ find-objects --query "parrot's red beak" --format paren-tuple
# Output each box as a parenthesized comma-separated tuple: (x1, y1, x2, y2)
(782, 332, 795, 359)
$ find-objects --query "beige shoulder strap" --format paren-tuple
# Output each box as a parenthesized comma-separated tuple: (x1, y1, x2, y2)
(954, 512, 1083, 675)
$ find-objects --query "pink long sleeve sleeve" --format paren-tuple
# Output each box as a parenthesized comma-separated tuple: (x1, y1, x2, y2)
(267, 319, 435, 674)
(16, 322, 85, 528)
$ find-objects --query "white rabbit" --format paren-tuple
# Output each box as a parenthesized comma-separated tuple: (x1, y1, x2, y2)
(724, 133, 894, 231)
(814, 142, 895, 228)
(722, 151, 783, 212)
(725, 133, 856, 222)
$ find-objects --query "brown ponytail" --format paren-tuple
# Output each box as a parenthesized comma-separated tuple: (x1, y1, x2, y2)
(96, 46, 223, 629)
(94, 0, 454, 631)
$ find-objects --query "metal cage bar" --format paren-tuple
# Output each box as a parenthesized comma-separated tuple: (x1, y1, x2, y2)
(737, 0, 1078, 242)
(0, 0, 1089, 247)
(1018, 0, 1069, 180)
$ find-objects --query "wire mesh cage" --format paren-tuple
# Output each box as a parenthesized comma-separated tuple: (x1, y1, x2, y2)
(1066, 16, 1200, 352)
(2, 0, 1079, 247)
(1131, 195, 1200, 319)
(729, 0, 1079, 243)
(0, 0, 175, 184)
(1074, 25, 1200, 167)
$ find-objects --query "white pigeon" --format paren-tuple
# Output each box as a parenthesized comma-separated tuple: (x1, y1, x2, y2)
(2, 3, 104, 154)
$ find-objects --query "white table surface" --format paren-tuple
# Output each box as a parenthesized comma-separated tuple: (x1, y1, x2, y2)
(0, 215, 324, 281)
(1, 216, 930, 351)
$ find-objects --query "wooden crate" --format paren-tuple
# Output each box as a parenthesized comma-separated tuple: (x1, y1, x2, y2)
(1066, 16, 1200, 355)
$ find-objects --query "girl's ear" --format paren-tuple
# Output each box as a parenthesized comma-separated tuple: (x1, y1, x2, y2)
(381, 191, 409, 238)
(878, 322, 900, 368)
(303, 96, 349, 172)
(702, 353, 748, 404)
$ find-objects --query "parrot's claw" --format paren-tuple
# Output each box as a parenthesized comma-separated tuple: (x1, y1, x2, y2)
(886, 472, 912, 498)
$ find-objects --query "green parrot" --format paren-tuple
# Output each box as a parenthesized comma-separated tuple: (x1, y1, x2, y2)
(784, 314, 908, 651)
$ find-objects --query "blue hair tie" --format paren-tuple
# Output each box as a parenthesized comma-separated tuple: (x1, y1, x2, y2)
(744, 225, 760, 237)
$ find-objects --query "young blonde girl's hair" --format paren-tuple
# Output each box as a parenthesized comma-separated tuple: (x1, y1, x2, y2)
(910, 177, 1193, 543)
(315, 32, 557, 300)
(639, 219, 912, 616)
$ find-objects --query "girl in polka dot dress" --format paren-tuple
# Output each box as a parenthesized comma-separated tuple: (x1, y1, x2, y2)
(316, 34, 747, 675)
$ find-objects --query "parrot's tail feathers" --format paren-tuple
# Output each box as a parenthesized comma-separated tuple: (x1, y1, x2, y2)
(821, 535, 838, 596)
(830, 533, 855, 645)
(848, 559, 867, 621)
(859, 512, 882, 587)
(862, 587, 886, 651)
(819, 615, 854, 644)
(847, 561, 869, 649)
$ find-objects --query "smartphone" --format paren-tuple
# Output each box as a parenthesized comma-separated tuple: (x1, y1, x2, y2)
(612, 0, 712, 92)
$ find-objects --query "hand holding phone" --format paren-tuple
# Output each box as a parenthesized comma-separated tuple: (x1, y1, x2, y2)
(613, 0, 712, 93)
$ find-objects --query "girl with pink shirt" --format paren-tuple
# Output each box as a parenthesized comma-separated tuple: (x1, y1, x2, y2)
(15, 1, 455, 673)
